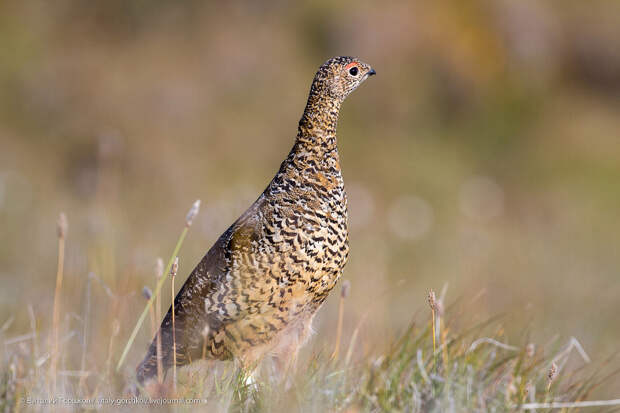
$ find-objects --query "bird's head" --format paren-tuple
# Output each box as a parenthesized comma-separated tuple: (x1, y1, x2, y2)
(311, 56, 376, 102)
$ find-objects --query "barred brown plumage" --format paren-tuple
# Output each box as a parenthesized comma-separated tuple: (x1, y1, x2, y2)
(136, 56, 376, 385)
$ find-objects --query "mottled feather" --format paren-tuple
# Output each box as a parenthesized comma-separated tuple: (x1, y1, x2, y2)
(137, 56, 375, 384)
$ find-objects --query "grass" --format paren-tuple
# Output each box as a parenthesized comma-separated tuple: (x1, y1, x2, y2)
(50, 212, 67, 396)
(170, 256, 179, 395)
(0, 204, 618, 412)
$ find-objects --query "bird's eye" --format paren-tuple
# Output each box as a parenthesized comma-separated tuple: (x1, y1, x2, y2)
(348, 66, 359, 76)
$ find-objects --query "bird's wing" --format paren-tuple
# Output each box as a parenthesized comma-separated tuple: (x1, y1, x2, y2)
(171, 192, 270, 339)
(137, 194, 268, 382)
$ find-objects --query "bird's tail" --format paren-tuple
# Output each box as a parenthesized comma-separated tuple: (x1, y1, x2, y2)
(136, 268, 216, 385)
(136, 304, 188, 385)
(136, 345, 159, 385)
(136, 324, 172, 385)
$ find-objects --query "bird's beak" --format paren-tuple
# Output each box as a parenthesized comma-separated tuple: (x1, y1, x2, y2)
(367, 68, 376, 76)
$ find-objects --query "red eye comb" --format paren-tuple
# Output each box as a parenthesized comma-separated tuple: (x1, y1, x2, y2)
(344, 62, 358, 70)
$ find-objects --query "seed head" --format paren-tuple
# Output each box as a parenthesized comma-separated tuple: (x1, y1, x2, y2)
(170, 257, 179, 278)
(185, 200, 201, 227)
(341, 280, 351, 298)
(427, 289, 438, 312)
(142, 286, 153, 300)
(526, 343, 535, 358)
(156, 258, 164, 279)
(548, 362, 558, 383)
(57, 212, 68, 239)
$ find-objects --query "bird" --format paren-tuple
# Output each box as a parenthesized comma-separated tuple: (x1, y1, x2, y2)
(136, 56, 376, 385)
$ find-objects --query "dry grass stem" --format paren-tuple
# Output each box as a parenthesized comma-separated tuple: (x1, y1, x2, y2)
(552, 336, 591, 367)
(467, 338, 519, 353)
(27, 305, 39, 376)
(106, 319, 120, 378)
(79, 273, 92, 392)
(1, 316, 15, 332)
(94, 319, 120, 397)
(547, 362, 558, 392)
(155, 258, 164, 383)
(519, 399, 620, 409)
(427, 289, 437, 353)
(331, 280, 350, 361)
(170, 256, 179, 394)
(50, 212, 67, 395)
(344, 311, 368, 366)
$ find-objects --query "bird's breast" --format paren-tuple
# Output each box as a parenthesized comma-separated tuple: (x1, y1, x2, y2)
(263, 166, 349, 283)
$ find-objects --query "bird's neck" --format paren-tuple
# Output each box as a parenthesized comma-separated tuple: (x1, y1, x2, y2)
(295, 92, 342, 154)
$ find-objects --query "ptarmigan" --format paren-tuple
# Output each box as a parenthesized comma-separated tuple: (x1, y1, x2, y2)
(137, 56, 376, 385)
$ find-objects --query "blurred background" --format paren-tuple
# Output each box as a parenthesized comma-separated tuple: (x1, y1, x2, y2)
(1, 0, 619, 398)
